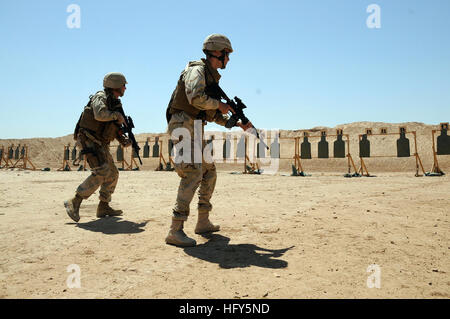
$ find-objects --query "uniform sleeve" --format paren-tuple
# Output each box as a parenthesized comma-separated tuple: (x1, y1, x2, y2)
(91, 94, 118, 122)
(184, 66, 220, 111)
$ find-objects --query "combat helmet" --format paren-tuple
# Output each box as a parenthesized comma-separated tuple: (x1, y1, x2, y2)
(203, 34, 233, 68)
(103, 72, 128, 89)
(202, 34, 233, 53)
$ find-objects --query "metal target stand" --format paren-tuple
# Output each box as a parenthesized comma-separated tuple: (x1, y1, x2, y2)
(291, 130, 359, 177)
(58, 144, 72, 171)
(12, 145, 36, 170)
(357, 127, 425, 177)
(428, 122, 449, 176)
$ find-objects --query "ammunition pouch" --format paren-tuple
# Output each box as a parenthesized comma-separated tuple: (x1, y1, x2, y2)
(84, 146, 106, 169)
(78, 133, 106, 169)
(102, 122, 119, 143)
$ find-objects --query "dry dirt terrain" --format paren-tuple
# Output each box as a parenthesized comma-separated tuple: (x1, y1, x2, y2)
(0, 122, 449, 298)
(0, 169, 449, 299)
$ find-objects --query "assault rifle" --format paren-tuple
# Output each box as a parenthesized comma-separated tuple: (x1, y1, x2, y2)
(206, 83, 269, 150)
(109, 97, 143, 165)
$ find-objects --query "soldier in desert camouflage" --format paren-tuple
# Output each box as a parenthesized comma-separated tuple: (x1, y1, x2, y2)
(64, 72, 131, 222)
(165, 34, 252, 247)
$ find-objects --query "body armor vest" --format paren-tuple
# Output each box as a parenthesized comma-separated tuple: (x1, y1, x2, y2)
(166, 59, 221, 123)
(77, 91, 119, 144)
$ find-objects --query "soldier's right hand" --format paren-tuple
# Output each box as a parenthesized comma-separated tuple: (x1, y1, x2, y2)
(218, 102, 233, 115)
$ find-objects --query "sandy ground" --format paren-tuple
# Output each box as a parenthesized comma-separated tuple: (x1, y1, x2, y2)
(0, 168, 448, 299)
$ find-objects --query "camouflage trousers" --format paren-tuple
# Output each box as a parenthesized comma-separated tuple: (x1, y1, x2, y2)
(172, 162, 217, 220)
(76, 140, 119, 203)
(168, 111, 217, 221)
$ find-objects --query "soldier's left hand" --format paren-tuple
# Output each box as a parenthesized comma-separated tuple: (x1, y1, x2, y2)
(238, 121, 253, 131)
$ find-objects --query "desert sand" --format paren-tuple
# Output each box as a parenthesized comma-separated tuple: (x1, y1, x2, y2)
(0, 122, 449, 298)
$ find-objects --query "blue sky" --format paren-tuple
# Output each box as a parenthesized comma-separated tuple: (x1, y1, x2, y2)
(1, 0, 449, 138)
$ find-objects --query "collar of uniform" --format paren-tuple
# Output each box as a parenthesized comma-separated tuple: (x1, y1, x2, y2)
(202, 58, 221, 82)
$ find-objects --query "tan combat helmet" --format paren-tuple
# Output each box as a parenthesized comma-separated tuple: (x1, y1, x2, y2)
(202, 34, 233, 53)
(103, 72, 128, 89)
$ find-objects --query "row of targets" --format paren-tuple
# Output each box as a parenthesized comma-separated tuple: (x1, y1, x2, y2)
(64, 145, 79, 161)
(115, 135, 282, 161)
(202, 134, 282, 159)
(116, 137, 161, 162)
(211, 135, 281, 159)
(77, 122, 450, 163)
(299, 130, 347, 159)
(115, 131, 349, 161)
(60, 144, 84, 171)
(358, 127, 415, 158)
(1, 144, 26, 160)
(1, 144, 35, 170)
(143, 137, 161, 158)
(66, 143, 135, 169)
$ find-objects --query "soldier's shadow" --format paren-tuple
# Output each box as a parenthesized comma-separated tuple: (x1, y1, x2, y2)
(183, 234, 294, 269)
(76, 217, 148, 235)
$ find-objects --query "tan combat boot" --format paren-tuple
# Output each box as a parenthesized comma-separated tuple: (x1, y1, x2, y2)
(165, 219, 196, 247)
(64, 194, 83, 222)
(195, 211, 220, 234)
(96, 201, 123, 218)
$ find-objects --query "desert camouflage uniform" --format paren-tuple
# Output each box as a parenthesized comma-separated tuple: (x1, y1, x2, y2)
(76, 141, 118, 203)
(76, 91, 126, 203)
(168, 59, 228, 221)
